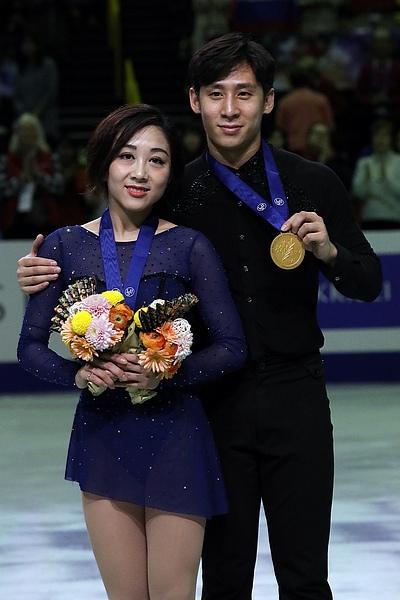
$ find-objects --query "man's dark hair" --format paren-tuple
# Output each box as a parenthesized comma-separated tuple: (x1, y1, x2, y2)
(189, 32, 275, 95)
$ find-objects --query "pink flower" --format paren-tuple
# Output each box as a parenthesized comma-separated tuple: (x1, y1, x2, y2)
(80, 294, 111, 318)
(85, 314, 118, 351)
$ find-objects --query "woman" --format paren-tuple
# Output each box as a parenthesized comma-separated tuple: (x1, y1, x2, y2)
(17, 103, 247, 600)
(351, 118, 400, 229)
(0, 112, 64, 239)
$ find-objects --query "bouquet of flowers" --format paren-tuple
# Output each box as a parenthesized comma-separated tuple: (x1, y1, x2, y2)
(51, 276, 198, 404)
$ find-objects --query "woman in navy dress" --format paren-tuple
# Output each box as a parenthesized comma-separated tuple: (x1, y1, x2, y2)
(18, 104, 247, 600)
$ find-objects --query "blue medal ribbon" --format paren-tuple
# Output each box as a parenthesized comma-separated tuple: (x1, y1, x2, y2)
(206, 140, 288, 230)
(99, 208, 158, 309)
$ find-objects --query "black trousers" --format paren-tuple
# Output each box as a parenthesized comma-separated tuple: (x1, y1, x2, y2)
(201, 353, 334, 600)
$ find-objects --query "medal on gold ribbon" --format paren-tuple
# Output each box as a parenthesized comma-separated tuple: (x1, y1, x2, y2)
(270, 232, 305, 270)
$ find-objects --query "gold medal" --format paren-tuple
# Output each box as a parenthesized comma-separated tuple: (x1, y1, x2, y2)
(270, 232, 305, 270)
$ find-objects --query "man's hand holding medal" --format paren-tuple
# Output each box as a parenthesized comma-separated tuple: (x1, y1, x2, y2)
(279, 210, 338, 268)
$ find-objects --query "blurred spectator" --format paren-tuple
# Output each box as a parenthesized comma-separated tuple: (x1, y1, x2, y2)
(307, 33, 359, 91)
(303, 122, 353, 190)
(0, 0, 28, 37)
(13, 31, 59, 146)
(297, 0, 344, 38)
(351, 118, 400, 229)
(180, 120, 206, 163)
(55, 136, 94, 226)
(265, 127, 287, 149)
(0, 112, 64, 239)
(190, 0, 232, 54)
(275, 55, 335, 155)
(0, 38, 18, 151)
(167, 0, 195, 64)
(355, 24, 400, 122)
(347, 0, 397, 12)
(394, 127, 400, 153)
(230, 0, 299, 34)
(65, 0, 106, 30)
(28, 0, 72, 65)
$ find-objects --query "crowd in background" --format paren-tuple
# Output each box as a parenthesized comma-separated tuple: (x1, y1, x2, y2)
(1, 0, 400, 238)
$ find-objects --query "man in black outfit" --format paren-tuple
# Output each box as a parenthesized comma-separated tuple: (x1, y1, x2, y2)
(17, 33, 382, 600)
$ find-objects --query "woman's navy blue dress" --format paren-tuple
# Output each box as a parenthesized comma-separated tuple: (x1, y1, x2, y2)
(18, 225, 247, 518)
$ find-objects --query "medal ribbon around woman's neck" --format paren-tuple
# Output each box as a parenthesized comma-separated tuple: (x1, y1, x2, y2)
(206, 141, 304, 269)
(99, 208, 159, 309)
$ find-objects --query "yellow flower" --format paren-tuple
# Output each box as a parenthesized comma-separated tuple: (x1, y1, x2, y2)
(102, 290, 124, 306)
(71, 310, 93, 335)
(134, 307, 148, 328)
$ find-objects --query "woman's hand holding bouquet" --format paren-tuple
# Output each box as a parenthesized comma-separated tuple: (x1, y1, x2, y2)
(51, 277, 198, 404)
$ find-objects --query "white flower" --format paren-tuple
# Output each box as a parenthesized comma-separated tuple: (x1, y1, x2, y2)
(149, 298, 165, 309)
(171, 318, 193, 362)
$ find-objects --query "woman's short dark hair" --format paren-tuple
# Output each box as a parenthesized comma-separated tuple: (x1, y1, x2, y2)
(86, 103, 185, 201)
(189, 32, 275, 95)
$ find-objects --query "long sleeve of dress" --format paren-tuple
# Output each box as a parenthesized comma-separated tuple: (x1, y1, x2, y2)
(17, 226, 247, 391)
(17, 236, 83, 387)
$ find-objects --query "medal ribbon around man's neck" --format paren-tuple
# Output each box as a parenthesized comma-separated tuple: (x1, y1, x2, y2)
(206, 141, 305, 270)
(206, 140, 288, 229)
(99, 208, 158, 309)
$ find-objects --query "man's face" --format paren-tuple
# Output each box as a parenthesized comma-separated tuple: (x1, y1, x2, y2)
(189, 62, 274, 167)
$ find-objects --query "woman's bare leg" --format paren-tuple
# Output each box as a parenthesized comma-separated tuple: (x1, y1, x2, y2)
(82, 492, 150, 600)
(146, 508, 205, 600)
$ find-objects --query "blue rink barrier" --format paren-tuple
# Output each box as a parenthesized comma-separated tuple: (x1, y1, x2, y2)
(0, 232, 399, 394)
(318, 237, 400, 382)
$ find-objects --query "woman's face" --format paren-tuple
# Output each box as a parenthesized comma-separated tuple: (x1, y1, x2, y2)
(107, 125, 171, 216)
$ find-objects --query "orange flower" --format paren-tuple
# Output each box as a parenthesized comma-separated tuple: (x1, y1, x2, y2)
(163, 340, 178, 356)
(109, 303, 134, 330)
(139, 331, 165, 351)
(138, 347, 174, 373)
(60, 318, 75, 345)
(163, 362, 181, 379)
(70, 336, 97, 361)
(157, 321, 178, 342)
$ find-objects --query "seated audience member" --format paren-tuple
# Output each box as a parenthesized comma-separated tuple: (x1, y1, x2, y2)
(355, 24, 400, 122)
(0, 38, 18, 151)
(297, 0, 344, 38)
(54, 136, 94, 226)
(13, 31, 59, 146)
(351, 118, 400, 229)
(0, 112, 64, 239)
(180, 120, 206, 163)
(304, 122, 353, 190)
(394, 127, 400, 154)
(265, 127, 287, 149)
(275, 55, 335, 155)
(190, 0, 232, 54)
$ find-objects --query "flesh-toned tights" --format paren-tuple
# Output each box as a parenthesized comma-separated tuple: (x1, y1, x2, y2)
(82, 492, 205, 600)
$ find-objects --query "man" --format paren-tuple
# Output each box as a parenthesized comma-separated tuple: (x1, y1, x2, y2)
(275, 55, 335, 156)
(17, 33, 382, 600)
